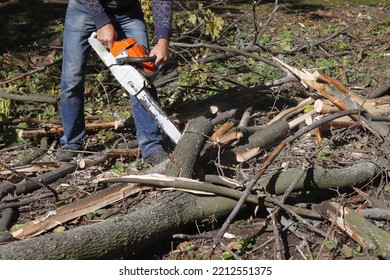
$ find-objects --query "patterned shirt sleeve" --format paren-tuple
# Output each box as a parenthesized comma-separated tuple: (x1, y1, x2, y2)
(152, 0, 173, 40)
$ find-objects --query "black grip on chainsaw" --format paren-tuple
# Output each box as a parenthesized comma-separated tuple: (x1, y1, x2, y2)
(116, 55, 157, 65)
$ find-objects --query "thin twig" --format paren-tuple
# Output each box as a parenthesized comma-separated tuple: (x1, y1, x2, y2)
(0, 59, 60, 86)
(254, 0, 279, 44)
(170, 41, 280, 68)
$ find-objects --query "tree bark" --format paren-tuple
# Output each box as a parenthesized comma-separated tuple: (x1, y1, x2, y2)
(0, 192, 238, 259)
(232, 120, 290, 154)
(166, 116, 213, 178)
(314, 201, 390, 259)
(257, 162, 381, 195)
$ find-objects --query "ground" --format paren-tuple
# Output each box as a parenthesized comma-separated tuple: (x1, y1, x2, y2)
(0, 1, 389, 260)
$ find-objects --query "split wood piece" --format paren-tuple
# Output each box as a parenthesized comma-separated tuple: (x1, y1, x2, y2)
(18, 121, 127, 139)
(209, 121, 234, 143)
(0, 162, 61, 175)
(96, 173, 260, 205)
(305, 115, 362, 134)
(267, 97, 314, 125)
(306, 115, 323, 144)
(215, 129, 244, 146)
(272, 57, 388, 139)
(315, 72, 390, 138)
(256, 162, 381, 195)
(313, 201, 390, 259)
(320, 97, 390, 116)
(204, 174, 242, 189)
(11, 184, 151, 240)
(233, 100, 323, 162)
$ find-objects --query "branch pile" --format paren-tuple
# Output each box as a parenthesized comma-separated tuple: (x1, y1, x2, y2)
(1, 57, 389, 259)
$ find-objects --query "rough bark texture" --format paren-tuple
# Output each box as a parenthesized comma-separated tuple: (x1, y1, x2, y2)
(166, 116, 213, 178)
(345, 210, 390, 259)
(0, 192, 237, 259)
(232, 120, 290, 153)
(257, 162, 381, 195)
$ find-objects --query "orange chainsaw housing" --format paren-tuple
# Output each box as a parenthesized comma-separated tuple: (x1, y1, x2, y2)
(110, 38, 156, 74)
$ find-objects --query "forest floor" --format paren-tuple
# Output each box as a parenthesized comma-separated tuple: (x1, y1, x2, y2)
(0, 1, 389, 260)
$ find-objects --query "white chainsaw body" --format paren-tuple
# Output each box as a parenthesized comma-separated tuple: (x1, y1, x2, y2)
(88, 32, 181, 144)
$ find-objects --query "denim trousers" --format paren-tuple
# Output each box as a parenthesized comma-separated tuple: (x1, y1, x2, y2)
(60, 0, 163, 158)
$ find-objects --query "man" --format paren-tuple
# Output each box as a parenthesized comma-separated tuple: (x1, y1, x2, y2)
(59, 0, 171, 165)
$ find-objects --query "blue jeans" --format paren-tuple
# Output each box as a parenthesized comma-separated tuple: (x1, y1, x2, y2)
(60, 0, 163, 158)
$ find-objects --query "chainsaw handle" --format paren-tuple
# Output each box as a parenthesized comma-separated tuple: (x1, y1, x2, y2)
(116, 55, 157, 65)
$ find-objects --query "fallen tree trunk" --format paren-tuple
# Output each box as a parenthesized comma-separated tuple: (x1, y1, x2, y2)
(0, 192, 238, 259)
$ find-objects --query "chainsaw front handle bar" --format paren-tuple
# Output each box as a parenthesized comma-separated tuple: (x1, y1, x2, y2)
(116, 55, 157, 64)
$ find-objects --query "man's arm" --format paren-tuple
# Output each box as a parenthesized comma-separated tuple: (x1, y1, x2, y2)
(150, 0, 173, 65)
(78, 0, 117, 48)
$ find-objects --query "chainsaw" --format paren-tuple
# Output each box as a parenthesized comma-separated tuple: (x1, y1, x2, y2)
(88, 32, 181, 144)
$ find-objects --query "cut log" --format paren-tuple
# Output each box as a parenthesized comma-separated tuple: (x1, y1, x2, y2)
(166, 116, 213, 178)
(233, 100, 323, 162)
(256, 162, 381, 195)
(232, 120, 291, 154)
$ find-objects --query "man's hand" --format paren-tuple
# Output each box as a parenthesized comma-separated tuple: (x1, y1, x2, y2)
(97, 23, 117, 49)
(149, 38, 169, 65)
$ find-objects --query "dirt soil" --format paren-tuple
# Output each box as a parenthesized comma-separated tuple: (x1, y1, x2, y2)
(0, 1, 389, 260)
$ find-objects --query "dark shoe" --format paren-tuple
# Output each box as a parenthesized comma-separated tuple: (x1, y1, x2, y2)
(58, 148, 79, 162)
(144, 150, 169, 166)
